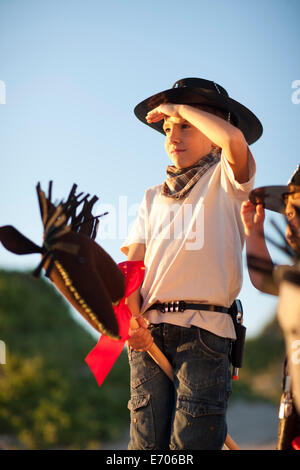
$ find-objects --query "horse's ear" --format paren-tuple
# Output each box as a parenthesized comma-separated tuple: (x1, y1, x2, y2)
(0, 225, 42, 255)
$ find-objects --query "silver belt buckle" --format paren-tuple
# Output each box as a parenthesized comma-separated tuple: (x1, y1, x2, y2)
(161, 303, 167, 313)
(166, 301, 181, 312)
(161, 301, 185, 313)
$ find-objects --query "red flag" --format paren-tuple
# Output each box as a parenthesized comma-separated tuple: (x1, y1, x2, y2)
(292, 436, 300, 450)
(85, 260, 145, 386)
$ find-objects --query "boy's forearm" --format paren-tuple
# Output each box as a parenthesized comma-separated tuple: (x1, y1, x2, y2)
(178, 104, 245, 154)
(127, 243, 146, 261)
(125, 243, 152, 350)
(245, 230, 275, 291)
(245, 229, 270, 258)
(178, 104, 249, 183)
(126, 243, 146, 316)
(127, 289, 142, 317)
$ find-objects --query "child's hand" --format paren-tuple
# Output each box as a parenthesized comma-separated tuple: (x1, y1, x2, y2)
(126, 286, 153, 351)
(241, 200, 265, 236)
(128, 316, 154, 351)
(146, 103, 181, 123)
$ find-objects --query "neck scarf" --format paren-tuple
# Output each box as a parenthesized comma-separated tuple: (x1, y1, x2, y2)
(161, 148, 221, 199)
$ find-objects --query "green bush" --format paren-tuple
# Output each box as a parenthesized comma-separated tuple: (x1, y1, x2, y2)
(0, 270, 130, 449)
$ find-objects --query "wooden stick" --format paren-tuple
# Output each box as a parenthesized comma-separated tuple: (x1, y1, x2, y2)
(147, 343, 174, 381)
(130, 317, 240, 450)
(223, 434, 240, 450)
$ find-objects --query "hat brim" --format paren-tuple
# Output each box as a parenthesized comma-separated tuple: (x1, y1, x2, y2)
(249, 185, 300, 214)
(134, 86, 263, 145)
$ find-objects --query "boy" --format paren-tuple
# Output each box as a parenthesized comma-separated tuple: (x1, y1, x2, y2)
(241, 166, 300, 294)
(121, 78, 262, 450)
(241, 167, 300, 449)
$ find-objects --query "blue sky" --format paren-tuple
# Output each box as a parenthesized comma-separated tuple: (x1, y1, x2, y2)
(0, 0, 299, 338)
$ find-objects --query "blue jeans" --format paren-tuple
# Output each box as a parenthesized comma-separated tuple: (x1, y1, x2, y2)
(127, 323, 232, 450)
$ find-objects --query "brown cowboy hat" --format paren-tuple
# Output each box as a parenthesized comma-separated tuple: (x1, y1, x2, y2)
(249, 165, 300, 214)
(134, 77, 263, 145)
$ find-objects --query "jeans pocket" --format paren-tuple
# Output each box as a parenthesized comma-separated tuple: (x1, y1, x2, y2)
(129, 349, 160, 389)
(128, 394, 155, 450)
(197, 327, 231, 358)
(177, 396, 226, 417)
(170, 396, 227, 450)
(177, 328, 230, 404)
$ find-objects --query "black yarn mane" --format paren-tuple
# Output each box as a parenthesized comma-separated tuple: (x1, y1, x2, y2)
(34, 181, 107, 278)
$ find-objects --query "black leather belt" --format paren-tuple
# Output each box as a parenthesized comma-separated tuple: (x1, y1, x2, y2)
(146, 301, 229, 314)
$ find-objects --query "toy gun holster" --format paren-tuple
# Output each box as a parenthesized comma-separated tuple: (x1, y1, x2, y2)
(229, 299, 246, 380)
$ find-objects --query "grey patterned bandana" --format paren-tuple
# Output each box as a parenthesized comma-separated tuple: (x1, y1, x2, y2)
(161, 149, 221, 199)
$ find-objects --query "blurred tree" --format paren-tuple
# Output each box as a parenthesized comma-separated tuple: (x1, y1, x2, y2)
(232, 315, 286, 403)
(0, 270, 130, 449)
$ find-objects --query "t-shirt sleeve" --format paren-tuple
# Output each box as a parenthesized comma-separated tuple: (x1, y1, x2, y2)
(220, 146, 256, 200)
(120, 192, 147, 256)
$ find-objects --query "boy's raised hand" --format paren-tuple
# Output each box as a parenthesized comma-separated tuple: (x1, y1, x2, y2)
(241, 200, 265, 237)
(146, 103, 181, 123)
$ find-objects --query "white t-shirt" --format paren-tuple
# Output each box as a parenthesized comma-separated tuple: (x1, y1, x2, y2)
(121, 149, 256, 339)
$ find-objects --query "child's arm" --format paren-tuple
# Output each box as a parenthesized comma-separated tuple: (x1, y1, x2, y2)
(241, 201, 278, 295)
(125, 243, 146, 317)
(125, 243, 154, 351)
(147, 103, 249, 184)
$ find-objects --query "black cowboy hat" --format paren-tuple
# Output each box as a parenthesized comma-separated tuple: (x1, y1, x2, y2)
(134, 77, 263, 145)
(249, 165, 300, 214)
